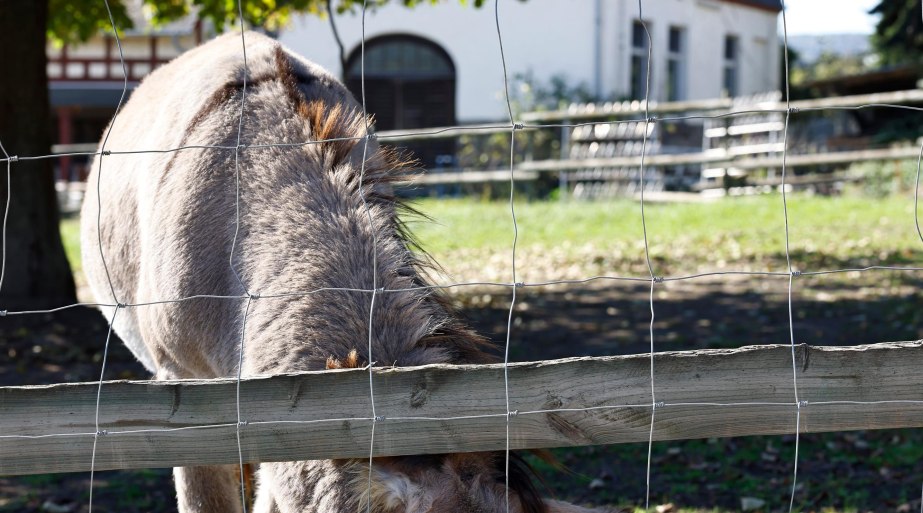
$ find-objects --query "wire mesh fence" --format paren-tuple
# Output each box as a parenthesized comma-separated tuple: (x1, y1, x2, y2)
(1, 0, 923, 512)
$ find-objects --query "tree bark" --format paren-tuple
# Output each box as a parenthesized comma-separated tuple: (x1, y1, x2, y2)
(0, 0, 77, 308)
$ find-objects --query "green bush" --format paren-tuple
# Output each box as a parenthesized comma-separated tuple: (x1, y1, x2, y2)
(847, 158, 921, 198)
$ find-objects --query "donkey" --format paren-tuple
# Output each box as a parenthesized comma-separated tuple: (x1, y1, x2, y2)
(81, 31, 603, 513)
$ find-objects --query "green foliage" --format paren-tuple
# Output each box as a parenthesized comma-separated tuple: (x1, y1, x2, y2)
(846, 159, 921, 198)
(59, 217, 82, 277)
(790, 51, 872, 86)
(47, 0, 504, 45)
(407, 194, 923, 274)
(524, 430, 923, 512)
(510, 70, 596, 113)
(869, 114, 923, 145)
(48, 0, 133, 45)
(454, 72, 599, 198)
(871, 0, 923, 66)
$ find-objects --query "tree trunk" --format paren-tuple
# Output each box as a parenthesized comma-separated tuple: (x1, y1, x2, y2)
(0, 0, 77, 308)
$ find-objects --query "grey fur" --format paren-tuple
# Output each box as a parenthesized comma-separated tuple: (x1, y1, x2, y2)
(82, 32, 603, 513)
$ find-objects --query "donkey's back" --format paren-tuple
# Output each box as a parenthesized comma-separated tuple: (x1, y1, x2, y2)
(81, 31, 368, 379)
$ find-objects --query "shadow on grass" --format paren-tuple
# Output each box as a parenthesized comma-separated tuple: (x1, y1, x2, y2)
(1, 268, 921, 512)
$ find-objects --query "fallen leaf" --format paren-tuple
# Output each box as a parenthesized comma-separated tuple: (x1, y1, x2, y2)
(41, 500, 74, 513)
(740, 497, 766, 511)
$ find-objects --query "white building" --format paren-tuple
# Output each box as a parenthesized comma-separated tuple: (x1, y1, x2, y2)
(46, 5, 204, 182)
(279, 0, 782, 127)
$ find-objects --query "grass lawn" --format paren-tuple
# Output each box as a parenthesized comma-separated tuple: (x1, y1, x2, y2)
(60, 217, 81, 278)
(52, 193, 923, 512)
(63, 194, 923, 277)
(407, 194, 923, 279)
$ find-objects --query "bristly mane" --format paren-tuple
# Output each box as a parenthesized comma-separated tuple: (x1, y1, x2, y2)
(272, 44, 500, 367)
(274, 45, 408, 197)
(276, 44, 548, 513)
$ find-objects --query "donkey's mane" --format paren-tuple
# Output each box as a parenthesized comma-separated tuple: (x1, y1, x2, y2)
(275, 45, 547, 512)
(275, 46, 507, 367)
(274, 45, 409, 196)
(178, 44, 411, 204)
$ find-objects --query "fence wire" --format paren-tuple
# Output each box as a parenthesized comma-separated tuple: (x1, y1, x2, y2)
(0, 0, 922, 512)
(493, 1, 519, 511)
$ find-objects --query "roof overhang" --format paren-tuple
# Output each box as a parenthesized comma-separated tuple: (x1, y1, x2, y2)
(722, 0, 783, 13)
(49, 81, 138, 108)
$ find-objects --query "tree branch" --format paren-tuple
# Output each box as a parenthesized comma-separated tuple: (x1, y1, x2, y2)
(325, 0, 348, 79)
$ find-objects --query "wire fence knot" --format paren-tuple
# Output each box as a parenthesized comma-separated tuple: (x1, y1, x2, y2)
(653, 276, 665, 283)
(101, 150, 112, 156)
(373, 415, 386, 422)
(513, 123, 524, 130)
(798, 400, 809, 408)
(791, 271, 802, 277)
(96, 429, 109, 437)
(789, 107, 800, 115)
(366, 133, 378, 141)
(653, 401, 665, 409)
(646, 116, 657, 124)
(514, 282, 524, 289)
(507, 410, 519, 417)
(7, 155, 18, 163)
(237, 420, 249, 427)
(249, 292, 260, 300)
(0, 310, 7, 317)
(116, 302, 127, 309)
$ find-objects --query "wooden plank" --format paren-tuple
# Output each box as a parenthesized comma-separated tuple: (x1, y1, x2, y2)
(50, 143, 99, 154)
(520, 89, 923, 123)
(377, 123, 512, 142)
(4, 342, 923, 476)
(728, 146, 923, 170)
(516, 144, 922, 173)
(518, 153, 718, 170)
(521, 98, 735, 122)
(694, 171, 861, 191)
(704, 121, 785, 138)
(45, 90, 923, 156)
(410, 169, 539, 185)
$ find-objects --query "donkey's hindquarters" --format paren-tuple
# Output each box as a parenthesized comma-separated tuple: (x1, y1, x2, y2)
(81, 30, 606, 513)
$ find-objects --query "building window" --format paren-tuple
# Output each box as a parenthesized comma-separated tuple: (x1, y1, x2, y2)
(345, 35, 455, 131)
(723, 35, 739, 97)
(346, 39, 453, 81)
(630, 20, 651, 100)
(666, 26, 686, 101)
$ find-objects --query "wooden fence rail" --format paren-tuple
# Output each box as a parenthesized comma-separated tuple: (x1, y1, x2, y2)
(405, 145, 921, 186)
(519, 89, 923, 123)
(3, 341, 923, 476)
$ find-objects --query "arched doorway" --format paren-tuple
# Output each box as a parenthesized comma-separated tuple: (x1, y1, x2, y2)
(345, 35, 456, 168)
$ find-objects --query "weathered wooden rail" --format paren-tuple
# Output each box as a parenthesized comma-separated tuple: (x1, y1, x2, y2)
(3, 341, 923, 476)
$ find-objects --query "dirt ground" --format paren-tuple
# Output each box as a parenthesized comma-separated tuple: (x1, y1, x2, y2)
(2, 272, 922, 512)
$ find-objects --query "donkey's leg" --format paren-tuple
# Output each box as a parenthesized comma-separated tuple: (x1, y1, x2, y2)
(154, 367, 244, 513)
(256, 461, 347, 512)
(251, 465, 281, 513)
(175, 465, 244, 513)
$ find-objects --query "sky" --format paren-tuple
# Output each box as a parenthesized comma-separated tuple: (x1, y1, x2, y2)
(783, 0, 881, 35)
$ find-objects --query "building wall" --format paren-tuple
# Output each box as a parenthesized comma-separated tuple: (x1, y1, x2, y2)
(604, 0, 781, 101)
(280, 0, 780, 123)
(607, 0, 780, 103)
(47, 34, 200, 81)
